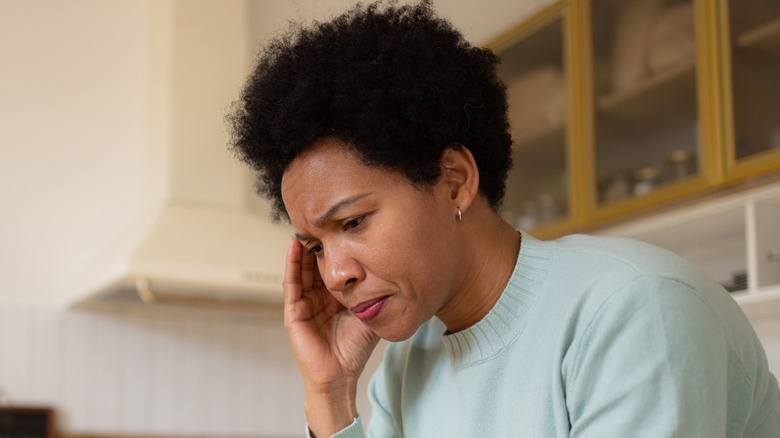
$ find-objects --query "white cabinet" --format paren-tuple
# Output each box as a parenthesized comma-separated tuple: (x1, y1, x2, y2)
(594, 180, 780, 321)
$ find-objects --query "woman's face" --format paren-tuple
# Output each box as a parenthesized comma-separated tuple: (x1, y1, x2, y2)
(281, 138, 464, 341)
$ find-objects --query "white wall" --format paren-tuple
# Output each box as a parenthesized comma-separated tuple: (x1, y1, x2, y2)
(248, 0, 554, 49)
(0, 0, 151, 307)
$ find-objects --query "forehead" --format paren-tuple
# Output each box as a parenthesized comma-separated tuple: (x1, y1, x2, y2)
(281, 139, 402, 220)
(284, 139, 359, 180)
(282, 139, 369, 197)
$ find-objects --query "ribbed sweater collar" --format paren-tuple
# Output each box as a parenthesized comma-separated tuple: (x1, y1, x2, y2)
(441, 232, 552, 367)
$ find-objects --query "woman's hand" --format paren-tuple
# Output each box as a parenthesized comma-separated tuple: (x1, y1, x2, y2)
(283, 238, 379, 436)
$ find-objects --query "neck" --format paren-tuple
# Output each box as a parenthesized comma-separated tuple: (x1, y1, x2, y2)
(436, 201, 521, 333)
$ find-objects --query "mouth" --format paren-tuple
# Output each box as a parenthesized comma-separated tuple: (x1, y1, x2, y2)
(350, 296, 389, 322)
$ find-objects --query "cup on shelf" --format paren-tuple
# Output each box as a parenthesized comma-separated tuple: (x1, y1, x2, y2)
(601, 173, 631, 203)
(633, 166, 659, 196)
(666, 149, 696, 180)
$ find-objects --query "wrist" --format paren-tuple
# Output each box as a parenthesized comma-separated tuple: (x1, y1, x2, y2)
(304, 381, 359, 437)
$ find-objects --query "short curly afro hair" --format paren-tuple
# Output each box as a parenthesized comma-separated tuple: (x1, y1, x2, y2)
(228, 0, 512, 221)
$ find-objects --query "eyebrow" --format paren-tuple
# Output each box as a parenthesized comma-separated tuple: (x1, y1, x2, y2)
(293, 193, 371, 240)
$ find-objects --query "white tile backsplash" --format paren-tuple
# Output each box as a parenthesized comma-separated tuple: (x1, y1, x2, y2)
(0, 304, 305, 437)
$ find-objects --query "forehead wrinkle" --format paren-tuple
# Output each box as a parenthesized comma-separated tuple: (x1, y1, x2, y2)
(314, 193, 371, 228)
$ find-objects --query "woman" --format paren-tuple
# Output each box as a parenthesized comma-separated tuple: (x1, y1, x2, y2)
(229, 2, 779, 437)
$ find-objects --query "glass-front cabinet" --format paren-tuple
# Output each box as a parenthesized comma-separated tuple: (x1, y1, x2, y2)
(721, 0, 780, 178)
(489, 0, 780, 239)
(588, 0, 707, 212)
(492, 4, 577, 236)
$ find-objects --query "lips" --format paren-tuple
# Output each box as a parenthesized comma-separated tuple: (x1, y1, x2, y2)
(350, 296, 388, 322)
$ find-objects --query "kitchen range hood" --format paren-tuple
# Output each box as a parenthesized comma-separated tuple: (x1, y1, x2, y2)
(77, 0, 291, 310)
(79, 201, 292, 310)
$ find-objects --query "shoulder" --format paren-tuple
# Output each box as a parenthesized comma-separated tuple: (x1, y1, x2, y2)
(548, 233, 691, 276)
(536, 233, 748, 342)
(542, 235, 775, 417)
(531, 233, 727, 307)
(522, 233, 765, 369)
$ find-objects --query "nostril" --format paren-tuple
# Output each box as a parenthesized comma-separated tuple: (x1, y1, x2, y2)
(345, 277, 357, 287)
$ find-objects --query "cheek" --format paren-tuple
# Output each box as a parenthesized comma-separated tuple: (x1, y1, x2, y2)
(360, 191, 454, 287)
(377, 217, 449, 287)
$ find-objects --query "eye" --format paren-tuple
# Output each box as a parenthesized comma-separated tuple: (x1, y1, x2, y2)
(343, 215, 365, 231)
(305, 243, 323, 256)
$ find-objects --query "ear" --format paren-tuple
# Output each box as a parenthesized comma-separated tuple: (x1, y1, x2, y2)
(439, 145, 479, 214)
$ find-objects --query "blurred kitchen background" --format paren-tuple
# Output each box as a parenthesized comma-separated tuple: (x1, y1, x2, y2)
(1, 0, 779, 437)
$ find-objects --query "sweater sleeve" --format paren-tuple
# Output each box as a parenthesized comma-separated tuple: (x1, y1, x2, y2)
(305, 417, 365, 438)
(563, 275, 736, 437)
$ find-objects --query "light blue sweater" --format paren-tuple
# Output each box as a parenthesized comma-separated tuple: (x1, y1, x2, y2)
(323, 233, 780, 437)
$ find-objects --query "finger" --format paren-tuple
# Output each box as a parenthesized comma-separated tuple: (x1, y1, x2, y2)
(311, 257, 325, 289)
(301, 248, 315, 291)
(284, 238, 304, 307)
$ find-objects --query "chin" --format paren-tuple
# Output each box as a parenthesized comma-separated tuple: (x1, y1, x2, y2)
(370, 321, 423, 343)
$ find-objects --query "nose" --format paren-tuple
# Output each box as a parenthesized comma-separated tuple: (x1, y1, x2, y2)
(319, 244, 364, 292)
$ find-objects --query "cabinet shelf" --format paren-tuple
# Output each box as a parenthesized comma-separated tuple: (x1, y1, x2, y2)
(597, 59, 696, 122)
(734, 284, 780, 321)
(737, 17, 780, 51)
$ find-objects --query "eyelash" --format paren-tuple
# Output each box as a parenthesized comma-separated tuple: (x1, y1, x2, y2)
(304, 215, 366, 257)
(343, 215, 364, 231)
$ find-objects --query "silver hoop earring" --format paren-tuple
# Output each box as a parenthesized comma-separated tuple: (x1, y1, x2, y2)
(457, 207, 462, 222)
